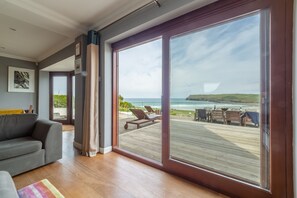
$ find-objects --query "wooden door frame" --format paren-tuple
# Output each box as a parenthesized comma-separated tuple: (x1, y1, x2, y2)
(111, 0, 293, 197)
(70, 72, 75, 125)
(49, 72, 74, 124)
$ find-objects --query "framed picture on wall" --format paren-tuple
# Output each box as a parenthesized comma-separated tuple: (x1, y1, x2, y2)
(8, 66, 35, 93)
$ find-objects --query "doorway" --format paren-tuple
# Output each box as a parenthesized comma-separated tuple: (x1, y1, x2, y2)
(49, 72, 75, 124)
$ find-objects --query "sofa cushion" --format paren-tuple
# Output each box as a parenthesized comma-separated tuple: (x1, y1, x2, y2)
(0, 114, 38, 141)
(0, 137, 42, 160)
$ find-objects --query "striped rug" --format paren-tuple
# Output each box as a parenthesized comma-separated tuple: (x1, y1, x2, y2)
(18, 179, 64, 198)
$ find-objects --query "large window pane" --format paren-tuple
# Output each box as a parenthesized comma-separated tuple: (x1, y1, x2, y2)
(53, 76, 68, 120)
(169, 12, 269, 185)
(118, 39, 162, 162)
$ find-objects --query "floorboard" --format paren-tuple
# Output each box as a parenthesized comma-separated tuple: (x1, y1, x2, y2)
(13, 132, 227, 198)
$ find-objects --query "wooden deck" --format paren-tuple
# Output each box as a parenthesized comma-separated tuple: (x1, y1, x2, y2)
(119, 118, 260, 184)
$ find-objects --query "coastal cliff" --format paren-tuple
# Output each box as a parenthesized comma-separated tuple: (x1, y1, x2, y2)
(186, 94, 259, 103)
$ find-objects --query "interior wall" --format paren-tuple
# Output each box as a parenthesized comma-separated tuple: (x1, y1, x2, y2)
(38, 42, 75, 121)
(0, 56, 37, 110)
(74, 35, 87, 147)
(99, 42, 112, 148)
(98, 0, 213, 149)
(39, 43, 75, 70)
(38, 71, 49, 119)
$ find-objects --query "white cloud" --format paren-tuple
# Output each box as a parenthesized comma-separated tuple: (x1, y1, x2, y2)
(119, 39, 162, 98)
(204, 83, 221, 93)
(119, 13, 261, 98)
(170, 14, 261, 97)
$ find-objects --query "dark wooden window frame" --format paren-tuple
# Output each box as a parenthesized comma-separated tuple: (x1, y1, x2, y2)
(49, 72, 75, 125)
(112, 0, 293, 197)
(71, 74, 75, 125)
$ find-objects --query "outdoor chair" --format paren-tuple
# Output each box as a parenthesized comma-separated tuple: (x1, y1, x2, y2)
(210, 109, 226, 124)
(194, 109, 207, 121)
(225, 110, 242, 125)
(124, 109, 161, 129)
(242, 111, 259, 127)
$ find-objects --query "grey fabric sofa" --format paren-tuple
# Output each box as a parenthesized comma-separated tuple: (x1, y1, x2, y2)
(0, 171, 18, 198)
(0, 114, 62, 176)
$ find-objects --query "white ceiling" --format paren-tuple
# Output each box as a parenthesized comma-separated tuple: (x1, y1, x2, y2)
(0, 0, 152, 62)
(0, 0, 215, 70)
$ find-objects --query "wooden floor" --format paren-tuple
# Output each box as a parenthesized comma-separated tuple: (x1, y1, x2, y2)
(119, 119, 260, 184)
(13, 131, 227, 198)
(62, 125, 75, 132)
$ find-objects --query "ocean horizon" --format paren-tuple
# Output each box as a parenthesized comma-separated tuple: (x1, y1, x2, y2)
(124, 98, 254, 111)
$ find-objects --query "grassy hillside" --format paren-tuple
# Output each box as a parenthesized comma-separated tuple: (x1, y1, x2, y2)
(186, 94, 259, 103)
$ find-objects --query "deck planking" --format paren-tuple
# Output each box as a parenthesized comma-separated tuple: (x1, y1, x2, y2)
(119, 118, 261, 184)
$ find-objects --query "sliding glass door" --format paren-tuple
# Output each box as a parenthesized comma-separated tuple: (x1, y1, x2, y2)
(112, 0, 292, 196)
(168, 12, 268, 186)
(116, 38, 162, 163)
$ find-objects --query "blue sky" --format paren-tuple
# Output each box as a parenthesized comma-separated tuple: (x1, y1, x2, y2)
(119, 39, 162, 98)
(53, 76, 75, 95)
(53, 76, 67, 95)
(119, 13, 260, 98)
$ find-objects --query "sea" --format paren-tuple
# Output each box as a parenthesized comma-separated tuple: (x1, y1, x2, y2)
(125, 98, 252, 111)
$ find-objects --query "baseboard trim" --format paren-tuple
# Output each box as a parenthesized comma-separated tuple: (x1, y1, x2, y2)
(73, 142, 111, 154)
(73, 141, 82, 150)
(99, 146, 112, 154)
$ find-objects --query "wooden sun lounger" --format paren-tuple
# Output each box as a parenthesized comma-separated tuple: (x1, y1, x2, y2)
(144, 106, 161, 115)
(124, 119, 152, 129)
(144, 106, 155, 113)
(124, 109, 161, 129)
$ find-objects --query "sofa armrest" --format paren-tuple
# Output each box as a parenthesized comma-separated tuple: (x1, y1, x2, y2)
(32, 120, 62, 164)
(0, 171, 18, 198)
